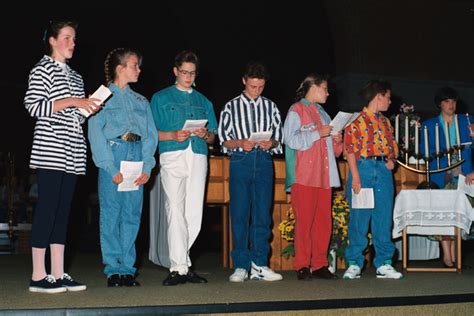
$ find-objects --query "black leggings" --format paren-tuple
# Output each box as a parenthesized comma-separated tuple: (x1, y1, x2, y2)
(30, 169, 77, 248)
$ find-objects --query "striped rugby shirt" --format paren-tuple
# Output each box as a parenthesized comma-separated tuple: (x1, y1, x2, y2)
(24, 55, 88, 175)
(218, 93, 283, 154)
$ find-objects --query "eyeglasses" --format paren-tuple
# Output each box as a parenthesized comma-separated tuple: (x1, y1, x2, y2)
(178, 69, 197, 77)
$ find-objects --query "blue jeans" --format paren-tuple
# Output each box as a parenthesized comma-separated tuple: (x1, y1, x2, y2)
(99, 139, 144, 276)
(229, 150, 274, 270)
(345, 159, 395, 268)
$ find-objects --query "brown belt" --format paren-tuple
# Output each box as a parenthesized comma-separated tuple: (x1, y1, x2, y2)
(118, 132, 141, 142)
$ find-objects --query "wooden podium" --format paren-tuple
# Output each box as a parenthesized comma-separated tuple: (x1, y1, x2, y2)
(205, 156, 230, 267)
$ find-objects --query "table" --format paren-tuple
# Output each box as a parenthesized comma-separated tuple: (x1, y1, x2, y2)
(393, 189, 474, 273)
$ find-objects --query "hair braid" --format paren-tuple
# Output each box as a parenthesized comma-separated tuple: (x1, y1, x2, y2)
(104, 48, 123, 85)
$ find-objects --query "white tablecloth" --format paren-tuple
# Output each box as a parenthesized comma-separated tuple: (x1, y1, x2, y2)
(393, 189, 474, 238)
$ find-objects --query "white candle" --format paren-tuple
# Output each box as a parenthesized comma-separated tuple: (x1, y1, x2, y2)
(414, 123, 419, 155)
(435, 123, 440, 154)
(444, 120, 450, 150)
(405, 115, 409, 150)
(467, 113, 473, 138)
(395, 114, 399, 144)
(424, 126, 429, 158)
(454, 114, 460, 146)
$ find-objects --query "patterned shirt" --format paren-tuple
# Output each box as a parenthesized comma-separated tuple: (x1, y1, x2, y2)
(218, 92, 283, 154)
(24, 55, 87, 175)
(344, 107, 398, 159)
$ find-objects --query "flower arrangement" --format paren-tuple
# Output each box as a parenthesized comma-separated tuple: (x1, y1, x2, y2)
(278, 207, 295, 258)
(330, 192, 350, 259)
(278, 193, 372, 264)
(278, 193, 351, 260)
(390, 103, 421, 154)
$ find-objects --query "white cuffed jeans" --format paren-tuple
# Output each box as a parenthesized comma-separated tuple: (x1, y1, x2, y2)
(159, 144, 207, 274)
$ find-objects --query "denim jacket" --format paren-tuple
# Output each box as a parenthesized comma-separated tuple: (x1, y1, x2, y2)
(150, 85, 218, 155)
(88, 84, 158, 177)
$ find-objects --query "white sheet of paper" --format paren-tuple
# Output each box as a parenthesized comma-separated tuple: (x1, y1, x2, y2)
(248, 131, 272, 142)
(457, 174, 474, 197)
(330, 111, 360, 134)
(182, 119, 208, 131)
(117, 161, 144, 192)
(79, 85, 112, 117)
(351, 188, 375, 209)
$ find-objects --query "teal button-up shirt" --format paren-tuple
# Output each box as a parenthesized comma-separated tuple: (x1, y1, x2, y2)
(88, 83, 158, 177)
(150, 85, 218, 155)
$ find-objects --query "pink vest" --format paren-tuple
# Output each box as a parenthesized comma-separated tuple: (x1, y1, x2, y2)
(292, 103, 342, 189)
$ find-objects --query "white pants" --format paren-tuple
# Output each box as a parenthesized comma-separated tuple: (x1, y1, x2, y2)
(159, 145, 207, 274)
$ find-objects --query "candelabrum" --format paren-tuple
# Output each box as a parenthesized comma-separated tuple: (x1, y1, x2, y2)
(397, 145, 465, 189)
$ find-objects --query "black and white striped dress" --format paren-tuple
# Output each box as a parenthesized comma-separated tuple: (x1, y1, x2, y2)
(24, 55, 87, 175)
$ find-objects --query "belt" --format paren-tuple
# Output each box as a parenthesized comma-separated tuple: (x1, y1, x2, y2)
(118, 132, 141, 142)
(360, 155, 387, 161)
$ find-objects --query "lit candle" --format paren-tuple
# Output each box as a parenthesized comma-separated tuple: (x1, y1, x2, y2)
(405, 115, 409, 150)
(424, 126, 429, 158)
(395, 114, 399, 143)
(454, 114, 460, 146)
(414, 122, 419, 155)
(467, 113, 473, 138)
(444, 120, 450, 150)
(435, 123, 440, 154)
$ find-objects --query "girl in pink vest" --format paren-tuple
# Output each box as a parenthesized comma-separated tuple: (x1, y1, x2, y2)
(283, 74, 342, 280)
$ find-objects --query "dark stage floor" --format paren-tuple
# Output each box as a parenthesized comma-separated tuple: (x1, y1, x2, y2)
(1, 245, 474, 315)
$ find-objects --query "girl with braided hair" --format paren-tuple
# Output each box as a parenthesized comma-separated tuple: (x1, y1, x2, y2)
(88, 48, 158, 287)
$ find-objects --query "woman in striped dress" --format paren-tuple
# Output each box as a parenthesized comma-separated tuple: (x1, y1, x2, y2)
(24, 19, 99, 293)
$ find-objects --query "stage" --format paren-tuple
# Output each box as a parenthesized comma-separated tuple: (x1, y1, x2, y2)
(0, 249, 473, 315)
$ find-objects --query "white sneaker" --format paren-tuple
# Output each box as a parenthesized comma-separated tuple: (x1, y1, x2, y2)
(229, 268, 248, 282)
(343, 265, 361, 279)
(376, 264, 403, 279)
(250, 262, 283, 281)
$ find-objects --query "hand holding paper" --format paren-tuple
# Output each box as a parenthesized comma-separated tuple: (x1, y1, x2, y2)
(330, 111, 360, 134)
(182, 119, 208, 131)
(248, 131, 272, 142)
(117, 161, 144, 192)
(79, 85, 112, 117)
(351, 188, 374, 209)
(457, 174, 474, 197)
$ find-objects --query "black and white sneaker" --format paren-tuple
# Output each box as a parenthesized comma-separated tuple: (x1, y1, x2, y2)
(57, 273, 87, 291)
(29, 275, 67, 293)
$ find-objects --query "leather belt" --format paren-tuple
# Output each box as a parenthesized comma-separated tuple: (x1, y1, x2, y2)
(118, 132, 141, 142)
(360, 156, 387, 161)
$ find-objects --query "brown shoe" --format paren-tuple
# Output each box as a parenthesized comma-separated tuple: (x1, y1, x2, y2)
(312, 266, 337, 279)
(296, 267, 312, 281)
